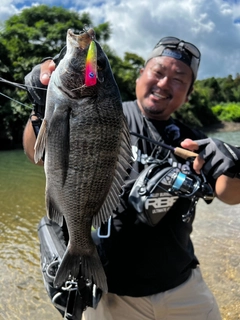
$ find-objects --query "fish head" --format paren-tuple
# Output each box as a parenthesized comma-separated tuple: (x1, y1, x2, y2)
(66, 28, 95, 57)
(57, 28, 120, 101)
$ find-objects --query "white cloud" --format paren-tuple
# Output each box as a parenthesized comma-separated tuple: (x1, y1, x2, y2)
(0, 0, 19, 21)
(1, 0, 240, 80)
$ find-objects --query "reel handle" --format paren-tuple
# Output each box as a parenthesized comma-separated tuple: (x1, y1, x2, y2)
(174, 147, 198, 160)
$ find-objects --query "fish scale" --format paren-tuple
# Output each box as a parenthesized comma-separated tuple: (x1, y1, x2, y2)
(34, 28, 132, 293)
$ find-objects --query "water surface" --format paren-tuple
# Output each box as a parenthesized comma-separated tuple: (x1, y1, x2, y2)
(0, 131, 240, 319)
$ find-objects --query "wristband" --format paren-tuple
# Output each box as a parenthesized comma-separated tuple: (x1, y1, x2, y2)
(30, 110, 43, 138)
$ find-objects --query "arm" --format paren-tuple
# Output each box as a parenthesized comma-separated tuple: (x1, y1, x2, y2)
(23, 59, 56, 165)
(215, 175, 240, 205)
(23, 116, 40, 164)
(181, 138, 240, 205)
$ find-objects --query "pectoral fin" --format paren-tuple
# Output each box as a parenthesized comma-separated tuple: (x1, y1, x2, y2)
(34, 119, 47, 163)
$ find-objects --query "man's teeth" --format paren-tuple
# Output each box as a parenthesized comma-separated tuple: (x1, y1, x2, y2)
(153, 92, 167, 99)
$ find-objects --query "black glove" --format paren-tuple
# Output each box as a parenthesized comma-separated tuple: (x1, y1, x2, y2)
(25, 62, 49, 137)
(195, 138, 240, 179)
(25, 50, 66, 137)
(25, 49, 66, 117)
(25, 63, 47, 113)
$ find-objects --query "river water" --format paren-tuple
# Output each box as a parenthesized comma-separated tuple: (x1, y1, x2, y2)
(0, 131, 240, 320)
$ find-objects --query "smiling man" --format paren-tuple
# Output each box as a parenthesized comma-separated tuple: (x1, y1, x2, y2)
(23, 35, 240, 320)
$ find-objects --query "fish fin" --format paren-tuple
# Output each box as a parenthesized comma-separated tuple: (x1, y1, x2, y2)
(81, 248, 108, 293)
(54, 248, 81, 288)
(49, 107, 70, 184)
(54, 247, 108, 293)
(118, 116, 133, 169)
(34, 119, 47, 163)
(92, 117, 132, 228)
(46, 194, 63, 227)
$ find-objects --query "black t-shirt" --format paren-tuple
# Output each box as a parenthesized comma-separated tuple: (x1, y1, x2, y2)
(98, 100, 210, 297)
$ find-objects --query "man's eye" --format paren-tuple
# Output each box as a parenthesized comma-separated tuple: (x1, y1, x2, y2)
(173, 78, 183, 83)
(152, 69, 163, 77)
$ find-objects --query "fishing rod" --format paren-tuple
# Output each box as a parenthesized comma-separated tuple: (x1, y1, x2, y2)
(130, 131, 198, 160)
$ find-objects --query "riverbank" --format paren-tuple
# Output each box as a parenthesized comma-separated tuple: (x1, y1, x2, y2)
(201, 121, 240, 133)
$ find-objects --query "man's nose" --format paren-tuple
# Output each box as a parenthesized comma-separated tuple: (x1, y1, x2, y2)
(157, 76, 169, 88)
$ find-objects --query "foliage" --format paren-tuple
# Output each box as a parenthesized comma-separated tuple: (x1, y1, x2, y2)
(212, 103, 240, 122)
(1, 5, 240, 149)
(174, 82, 220, 128)
(0, 5, 114, 148)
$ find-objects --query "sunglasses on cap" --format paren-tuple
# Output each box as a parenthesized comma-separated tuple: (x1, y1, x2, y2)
(155, 36, 201, 59)
(146, 36, 201, 80)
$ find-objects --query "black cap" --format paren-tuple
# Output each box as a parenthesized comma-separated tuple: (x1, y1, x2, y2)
(145, 37, 201, 80)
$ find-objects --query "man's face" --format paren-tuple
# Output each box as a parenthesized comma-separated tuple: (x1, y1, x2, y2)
(136, 55, 193, 121)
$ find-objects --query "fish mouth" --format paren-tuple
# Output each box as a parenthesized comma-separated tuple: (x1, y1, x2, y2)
(67, 28, 95, 50)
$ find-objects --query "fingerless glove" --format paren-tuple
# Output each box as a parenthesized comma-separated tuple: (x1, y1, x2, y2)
(195, 138, 240, 179)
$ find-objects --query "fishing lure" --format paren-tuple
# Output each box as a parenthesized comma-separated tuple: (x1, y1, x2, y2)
(85, 40, 97, 86)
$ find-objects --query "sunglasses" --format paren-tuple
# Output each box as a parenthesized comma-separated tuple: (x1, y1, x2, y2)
(155, 37, 201, 60)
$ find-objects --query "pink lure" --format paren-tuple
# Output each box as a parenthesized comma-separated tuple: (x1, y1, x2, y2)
(85, 40, 97, 86)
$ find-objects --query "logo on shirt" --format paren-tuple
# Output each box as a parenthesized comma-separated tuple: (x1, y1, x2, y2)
(145, 192, 178, 214)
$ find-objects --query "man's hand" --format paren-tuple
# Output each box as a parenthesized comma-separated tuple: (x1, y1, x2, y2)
(40, 59, 56, 85)
(24, 59, 56, 106)
(181, 138, 240, 180)
(23, 60, 56, 163)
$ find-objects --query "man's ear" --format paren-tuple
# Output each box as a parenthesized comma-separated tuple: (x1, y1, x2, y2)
(185, 86, 194, 103)
(136, 68, 144, 84)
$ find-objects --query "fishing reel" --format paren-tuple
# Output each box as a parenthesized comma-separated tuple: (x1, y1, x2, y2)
(162, 166, 214, 200)
(128, 160, 214, 226)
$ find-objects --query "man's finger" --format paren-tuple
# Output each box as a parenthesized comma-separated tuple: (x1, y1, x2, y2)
(40, 60, 56, 85)
(192, 156, 205, 174)
(181, 138, 200, 151)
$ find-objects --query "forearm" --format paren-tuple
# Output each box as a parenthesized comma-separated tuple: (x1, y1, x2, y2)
(23, 117, 43, 166)
(215, 175, 240, 205)
(23, 60, 55, 166)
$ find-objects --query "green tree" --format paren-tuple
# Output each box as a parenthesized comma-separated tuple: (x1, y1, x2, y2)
(175, 82, 219, 128)
(108, 51, 144, 101)
(0, 5, 111, 148)
(212, 103, 240, 122)
(219, 75, 235, 102)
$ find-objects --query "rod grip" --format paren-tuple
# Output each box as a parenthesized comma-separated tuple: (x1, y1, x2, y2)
(174, 147, 198, 160)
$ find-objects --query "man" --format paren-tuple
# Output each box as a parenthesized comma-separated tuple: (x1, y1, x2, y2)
(23, 36, 240, 320)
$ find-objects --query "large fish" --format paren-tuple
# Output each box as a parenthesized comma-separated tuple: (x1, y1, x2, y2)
(34, 28, 132, 293)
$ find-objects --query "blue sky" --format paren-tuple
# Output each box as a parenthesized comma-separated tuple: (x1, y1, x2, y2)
(1, 0, 240, 80)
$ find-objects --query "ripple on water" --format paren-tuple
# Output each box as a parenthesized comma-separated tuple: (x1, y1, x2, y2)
(0, 150, 60, 319)
(194, 198, 240, 319)
(1, 139, 240, 319)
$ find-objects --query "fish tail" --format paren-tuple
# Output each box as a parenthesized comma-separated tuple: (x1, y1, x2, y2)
(53, 247, 108, 293)
(81, 248, 108, 293)
(53, 248, 81, 288)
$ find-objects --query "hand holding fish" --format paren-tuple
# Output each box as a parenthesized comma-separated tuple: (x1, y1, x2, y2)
(39, 60, 56, 85)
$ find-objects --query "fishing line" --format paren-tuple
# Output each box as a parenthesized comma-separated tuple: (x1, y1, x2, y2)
(0, 77, 48, 91)
(0, 77, 27, 90)
(0, 91, 31, 108)
(0, 76, 47, 109)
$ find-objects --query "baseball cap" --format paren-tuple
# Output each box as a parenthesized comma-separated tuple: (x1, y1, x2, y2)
(145, 36, 201, 80)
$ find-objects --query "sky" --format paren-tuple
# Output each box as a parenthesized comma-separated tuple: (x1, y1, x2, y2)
(1, 0, 240, 80)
